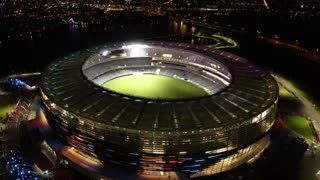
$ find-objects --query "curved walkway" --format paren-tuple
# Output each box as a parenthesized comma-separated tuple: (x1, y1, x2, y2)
(274, 75, 320, 144)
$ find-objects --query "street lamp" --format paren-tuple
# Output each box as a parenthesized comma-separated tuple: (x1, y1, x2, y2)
(41, 169, 53, 178)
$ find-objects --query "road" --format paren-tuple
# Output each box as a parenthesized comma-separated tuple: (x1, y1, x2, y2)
(257, 36, 320, 64)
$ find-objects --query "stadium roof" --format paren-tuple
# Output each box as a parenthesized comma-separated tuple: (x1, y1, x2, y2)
(41, 41, 278, 132)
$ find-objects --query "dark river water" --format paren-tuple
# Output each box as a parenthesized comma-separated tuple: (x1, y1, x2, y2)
(0, 12, 319, 103)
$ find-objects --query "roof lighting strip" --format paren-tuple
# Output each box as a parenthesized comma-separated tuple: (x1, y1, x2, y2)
(226, 92, 259, 107)
(95, 101, 116, 118)
(200, 103, 222, 124)
(221, 97, 250, 113)
(212, 100, 237, 119)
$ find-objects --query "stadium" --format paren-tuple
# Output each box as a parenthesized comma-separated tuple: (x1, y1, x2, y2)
(39, 41, 278, 179)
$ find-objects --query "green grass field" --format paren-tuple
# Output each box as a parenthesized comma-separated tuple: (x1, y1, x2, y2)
(278, 84, 295, 99)
(0, 95, 16, 122)
(102, 74, 208, 100)
(282, 115, 314, 141)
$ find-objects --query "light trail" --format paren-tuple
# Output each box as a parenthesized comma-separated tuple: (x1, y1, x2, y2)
(263, 0, 270, 9)
(163, 0, 172, 5)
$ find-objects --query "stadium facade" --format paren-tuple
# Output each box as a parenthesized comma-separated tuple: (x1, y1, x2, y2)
(40, 41, 278, 178)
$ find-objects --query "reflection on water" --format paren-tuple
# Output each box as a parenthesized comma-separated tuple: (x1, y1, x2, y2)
(191, 26, 196, 34)
(167, 20, 237, 49)
(171, 21, 193, 34)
